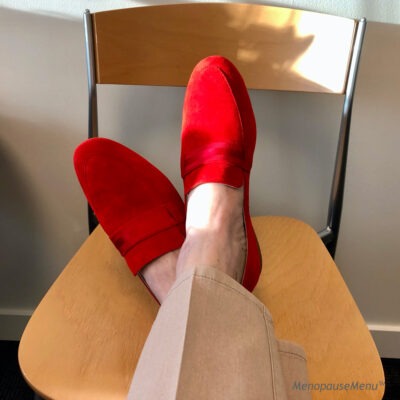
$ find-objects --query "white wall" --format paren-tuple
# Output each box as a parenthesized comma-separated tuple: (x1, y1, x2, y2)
(0, 1, 399, 356)
(1, 0, 400, 23)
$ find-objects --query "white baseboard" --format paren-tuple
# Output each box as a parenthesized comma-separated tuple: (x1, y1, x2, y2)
(1, 309, 399, 359)
(0, 308, 33, 341)
(368, 323, 400, 358)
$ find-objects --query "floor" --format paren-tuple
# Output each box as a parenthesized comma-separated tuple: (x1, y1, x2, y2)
(0, 340, 399, 399)
(0, 341, 33, 400)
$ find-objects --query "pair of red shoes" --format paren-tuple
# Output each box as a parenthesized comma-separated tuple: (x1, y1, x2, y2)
(74, 56, 262, 303)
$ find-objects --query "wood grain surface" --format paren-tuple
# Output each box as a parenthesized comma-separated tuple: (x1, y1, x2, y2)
(92, 3, 355, 93)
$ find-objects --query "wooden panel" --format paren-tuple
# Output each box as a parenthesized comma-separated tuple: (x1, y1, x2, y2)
(19, 217, 384, 399)
(92, 4, 356, 93)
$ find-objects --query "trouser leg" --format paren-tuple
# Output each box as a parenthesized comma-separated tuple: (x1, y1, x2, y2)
(127, 265, 309, 400)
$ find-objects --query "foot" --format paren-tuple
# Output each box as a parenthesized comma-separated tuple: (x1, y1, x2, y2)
(73, 138, 186, 304)
(176, 183, 246, 281)
(179, 56, 261, 292)
(140, 249, 180, 304)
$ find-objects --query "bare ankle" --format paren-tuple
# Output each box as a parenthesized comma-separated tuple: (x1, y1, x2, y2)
(177, 218, 246, 282)
(140, 249, 179, 303)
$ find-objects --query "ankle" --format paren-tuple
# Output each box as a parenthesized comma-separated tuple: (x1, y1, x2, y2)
(186, 183, 243, 232)
(177, 218, 246, 283)
(140, 249, 179, 303)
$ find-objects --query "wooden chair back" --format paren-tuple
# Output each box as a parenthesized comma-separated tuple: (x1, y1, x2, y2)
(91, 3, 356, 93)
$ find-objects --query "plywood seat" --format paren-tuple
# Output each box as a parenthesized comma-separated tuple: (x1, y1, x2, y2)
(19, 216, 384, 400)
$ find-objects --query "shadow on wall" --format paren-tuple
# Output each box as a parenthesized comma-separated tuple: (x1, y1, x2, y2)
(0, 133, 44, 309)
(0, 7, 88, 313)
(335, 20, 400, 322)
(0, 115, 87, 310)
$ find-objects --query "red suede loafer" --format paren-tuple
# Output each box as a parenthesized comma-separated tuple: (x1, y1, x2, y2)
(74, 137, 185, 302)
(181, 55, 262, 292)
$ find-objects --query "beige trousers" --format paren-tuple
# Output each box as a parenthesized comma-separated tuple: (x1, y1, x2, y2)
(127, 265, 311, 400)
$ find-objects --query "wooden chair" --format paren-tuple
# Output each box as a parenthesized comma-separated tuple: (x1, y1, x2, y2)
(19, 4, 384, 399)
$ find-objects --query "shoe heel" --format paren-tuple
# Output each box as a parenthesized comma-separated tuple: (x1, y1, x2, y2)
(242, 173, 262, 291)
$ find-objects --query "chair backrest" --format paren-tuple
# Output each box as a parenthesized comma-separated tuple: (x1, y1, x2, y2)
(84, 3, 366, 257)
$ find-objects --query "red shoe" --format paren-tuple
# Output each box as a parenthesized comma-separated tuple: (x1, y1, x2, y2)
(74, 138, 185, 303)
(180, 55, 262, 292)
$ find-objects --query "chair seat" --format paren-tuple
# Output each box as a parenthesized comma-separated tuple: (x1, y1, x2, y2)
(19, 216, 384, 400)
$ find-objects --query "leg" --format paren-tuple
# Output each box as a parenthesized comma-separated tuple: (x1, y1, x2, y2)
(127, 265, 288, 400)
(128, 181, 309, 399)
(126, 56, 310, 399)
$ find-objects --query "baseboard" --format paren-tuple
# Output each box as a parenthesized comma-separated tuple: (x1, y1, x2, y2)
(368, 323, 400, 358)
(1, 309, 399, 358)
(0, 309, 33, 341)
